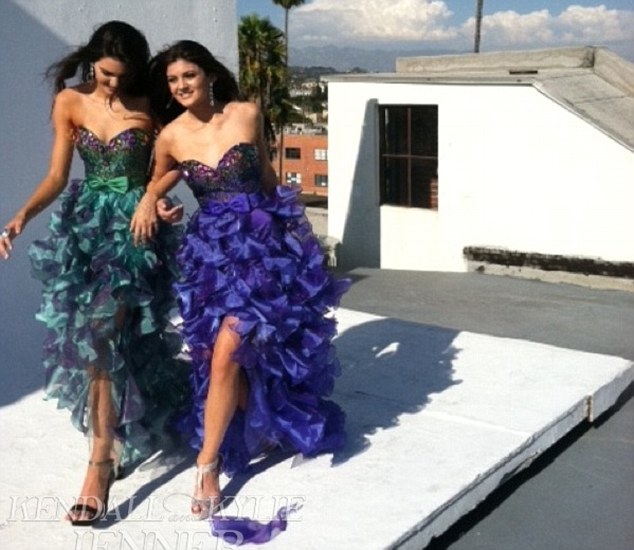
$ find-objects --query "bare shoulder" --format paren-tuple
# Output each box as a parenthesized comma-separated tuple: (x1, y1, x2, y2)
(59, 82, 96, 104)
(156, 120, 177, 146)
(165, 112, 191, 136)
(50, 88, 83, 131)
(156, 113, 187, 148)
(52, 87, 81, 111)
(226, 100, 260, 121)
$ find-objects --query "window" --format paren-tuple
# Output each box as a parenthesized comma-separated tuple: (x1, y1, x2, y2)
(314, 148, 328, 161)
(314, 174, 328, 187)
(285, 147, 301, 159)
(379, 105, 438, 209)
(286, 172, 302, 186)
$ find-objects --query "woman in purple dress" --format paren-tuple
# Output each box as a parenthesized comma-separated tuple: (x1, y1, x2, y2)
(131, 40, 349, 519)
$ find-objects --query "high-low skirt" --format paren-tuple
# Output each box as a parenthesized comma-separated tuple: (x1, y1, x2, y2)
(175, 186, 350, 475)
(29, 179, 190, 469)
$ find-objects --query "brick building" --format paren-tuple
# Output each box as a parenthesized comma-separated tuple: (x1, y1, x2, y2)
(273, 133, 329, 196)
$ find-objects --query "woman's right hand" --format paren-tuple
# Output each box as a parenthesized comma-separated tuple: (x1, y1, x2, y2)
(0, 214, 26, 260)
(1, 89, 76, 260)
(130, 192, 159, 246)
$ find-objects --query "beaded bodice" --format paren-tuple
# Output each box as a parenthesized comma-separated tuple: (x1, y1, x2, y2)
(76, 127, 152, 187)
(179, 142, 262, 204)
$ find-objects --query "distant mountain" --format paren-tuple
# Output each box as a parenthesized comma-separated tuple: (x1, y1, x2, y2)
(290, 43, 634, 71)
(289, 45, 461, 72)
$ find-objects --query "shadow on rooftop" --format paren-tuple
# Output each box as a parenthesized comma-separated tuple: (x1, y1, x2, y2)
(332, 316, 461, 464)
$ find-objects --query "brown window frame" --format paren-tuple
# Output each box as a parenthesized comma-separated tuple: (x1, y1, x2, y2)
(379, 104, 438, 209)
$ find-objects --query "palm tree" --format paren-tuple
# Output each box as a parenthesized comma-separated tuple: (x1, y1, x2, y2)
(272, 0, 306, 65)
(238, 15, 287, 154)
(272, 0, 306, 179)
(474, 0, 484, 53)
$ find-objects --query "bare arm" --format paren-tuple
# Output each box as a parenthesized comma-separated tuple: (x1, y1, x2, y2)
(0, 91, 74, 259)
(130, 130, 181, 244)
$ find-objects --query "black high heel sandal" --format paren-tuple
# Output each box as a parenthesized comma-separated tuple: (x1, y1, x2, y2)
(67, 459, 115, 526)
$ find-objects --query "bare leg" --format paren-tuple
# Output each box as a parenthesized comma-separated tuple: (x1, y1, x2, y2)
(192, 316, 248, 513)
(67, 310, 124, 523)
(66, 364, 116, 522)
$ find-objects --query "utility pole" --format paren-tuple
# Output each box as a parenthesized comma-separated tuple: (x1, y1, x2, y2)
(474, 0, 484, 53)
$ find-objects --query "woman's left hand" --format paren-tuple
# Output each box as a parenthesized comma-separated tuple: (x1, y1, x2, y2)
(130, 192, 159, 246)
(157, 198, 184, 224)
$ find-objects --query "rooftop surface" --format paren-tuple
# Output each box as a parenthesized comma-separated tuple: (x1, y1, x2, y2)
(339, 268, 634, 549)
(1, 268, 632, 549)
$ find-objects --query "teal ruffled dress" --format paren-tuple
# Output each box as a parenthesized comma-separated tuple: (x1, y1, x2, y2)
(28, 127, 190, 469)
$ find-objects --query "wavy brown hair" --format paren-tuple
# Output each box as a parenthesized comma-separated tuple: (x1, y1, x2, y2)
(149, 40, 241, 125)
(46, 20, 150, 96)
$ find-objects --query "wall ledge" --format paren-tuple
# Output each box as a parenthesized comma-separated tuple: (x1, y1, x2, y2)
(464, 246, 634, 291)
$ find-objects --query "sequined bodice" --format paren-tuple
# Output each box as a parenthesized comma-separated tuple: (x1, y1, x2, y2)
(179, 143, 262, 203)
(76, 127, 152, 184)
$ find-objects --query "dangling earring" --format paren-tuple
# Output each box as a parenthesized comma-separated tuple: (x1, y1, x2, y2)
(208, 81, 215, 107)
(87, 63, 95, 81)
(166, 96, 174, 109)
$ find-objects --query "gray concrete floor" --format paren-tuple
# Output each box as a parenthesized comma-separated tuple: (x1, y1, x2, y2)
(337, 267, 634, 550)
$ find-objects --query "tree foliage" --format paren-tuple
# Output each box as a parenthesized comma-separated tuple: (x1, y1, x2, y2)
(238, 15, 289, 146)
(239, 15, 284, 106)
(272, 0, 306, 10)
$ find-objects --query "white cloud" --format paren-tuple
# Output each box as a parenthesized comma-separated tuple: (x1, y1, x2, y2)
(461, 10, 555, 46)
(556, 5, 632, 42)
(293, 0, 456, 43)
(290, 1, 634, 59)
(461, 5, 634, 49)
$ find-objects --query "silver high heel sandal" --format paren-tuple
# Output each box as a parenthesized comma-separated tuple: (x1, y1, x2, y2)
(191, 458, 222, 519)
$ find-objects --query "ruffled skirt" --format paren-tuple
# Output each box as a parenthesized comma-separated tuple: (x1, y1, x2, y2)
(29, 179, 190, 469)
(176, 186, 350, 474)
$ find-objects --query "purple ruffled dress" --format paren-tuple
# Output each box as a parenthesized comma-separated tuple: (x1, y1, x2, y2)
(176, 142, 350, 475)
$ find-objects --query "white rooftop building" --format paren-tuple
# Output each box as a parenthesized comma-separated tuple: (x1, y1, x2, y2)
(326, 46, 634, 288)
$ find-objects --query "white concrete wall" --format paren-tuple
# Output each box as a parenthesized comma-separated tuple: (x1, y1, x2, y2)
(0, 0, 236, 394)
(1, 0, 237, 220)
(327, 90, 381, 268)
(328, 80, 634, 271)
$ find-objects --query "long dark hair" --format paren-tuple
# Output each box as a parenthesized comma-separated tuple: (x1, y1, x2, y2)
(149, 40, 241, 125)
(46, 20, 150, 96)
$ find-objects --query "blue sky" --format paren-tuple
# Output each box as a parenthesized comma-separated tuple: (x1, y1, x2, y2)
(237, 1, 634, 58)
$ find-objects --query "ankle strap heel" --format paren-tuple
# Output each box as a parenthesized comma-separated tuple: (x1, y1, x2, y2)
(192, 457, 222, 519)
(67, 460, 115, 526)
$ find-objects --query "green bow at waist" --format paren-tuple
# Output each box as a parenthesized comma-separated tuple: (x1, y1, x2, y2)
(85, 174, 144, 194)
